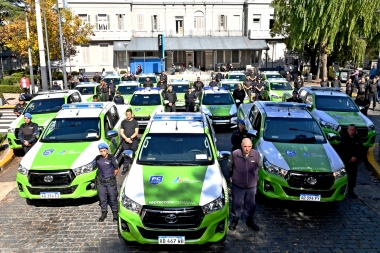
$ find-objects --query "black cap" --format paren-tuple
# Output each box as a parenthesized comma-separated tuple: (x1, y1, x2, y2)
(19, 97, 25, 101)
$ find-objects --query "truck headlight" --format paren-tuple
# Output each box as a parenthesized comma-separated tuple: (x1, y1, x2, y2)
(263, 157, 288, 177)
(18, 165, 29, 176)
(319, 119, 340, 132)
(72, 160, 96, 176)
(270, 93, 280, 99)
(8, 127, 15, 133)
(201, 192, 225, 215)
(122, 193, 142, 214)
(368, 124, 375, 132)
(333, 167, 346, 179)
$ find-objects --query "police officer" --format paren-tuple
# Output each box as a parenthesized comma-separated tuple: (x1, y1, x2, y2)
(286, 90, 302, 103)
(158, 80, 167, 91)
(367, 77, 379, 110)
(232, 83, 246, 108)
(100, 79, 110, 102)
(293, 76, 304, 91)
(113, 91, 125, 105)
(331, 75, 341, 88)
(109, 80, 116, 101)
(143, 77, 153, 88)
(231, 120, 248, 151)
(121, 72, 129, 81)
(96, 143, 119, 222)
(209, 78, 218, 87)
(285, 71, 293, 82)
(93, 95, 99, 102)
(164, 85, 177, 112)
(18, 113, 39, 154)
(14, 97, 26, 117)
(228, 138, 262, 231)
(345, 79, 354, 97)
(52, 81, 62, 90)
(354, 92, 370, 116)
(215, 71, 224, 82)
(338, 124, 362, 198)
(320, 76, 330, 87)
(93, 72, 102, 83)
(120, 109, 139, 175)
(184, 87, 197, 112)
(244, 76, 253, 102)
(159, 71, 167, 83)
(193, 77, 204, 97)
(255, 79, 264, 101)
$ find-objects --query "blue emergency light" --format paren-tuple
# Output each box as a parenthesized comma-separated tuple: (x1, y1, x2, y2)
(264, 102, 307, 108)
(153, 113, 203, 121)
(62, 103, 103, 109)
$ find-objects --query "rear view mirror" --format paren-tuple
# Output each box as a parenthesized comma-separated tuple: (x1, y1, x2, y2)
(247, 130, 258, 137)
(236, 99, 241, 103)
(218, 151, 231, 160)
(359, 106, 364, 110)
(327, 133, 337, 140)
(106, 130, 118, 139)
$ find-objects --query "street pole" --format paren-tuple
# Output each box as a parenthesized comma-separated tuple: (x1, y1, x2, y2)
(377, 50, 380, 75)
(35, 0, 48, 90)
(25, 9, 35, 93)
(57, 4, 68, 89)
(42, 0, 53, 89)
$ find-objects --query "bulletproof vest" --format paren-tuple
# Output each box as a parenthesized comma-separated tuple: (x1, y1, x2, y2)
(358, 83, 366, 92)
(369, 83, 378, 93)
(101, 84, 109, 93)
(21, 123, 34, 140)
(96, 155, 115, 179)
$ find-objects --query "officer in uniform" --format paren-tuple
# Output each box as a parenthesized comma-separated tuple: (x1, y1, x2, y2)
(255, 79, 264, 101)
(120, 109, 139, 175)
(354, 92, 370, 115)
(338, 124, 362, 198)
(96, 143, 119, 222)
(100, 79, 110, 102)
(208, 78, 218, 87)
(331, 75, 341, 88)
(228, 138, 262, 231)
(231, 120, 248, 151)
(293, 76, 304, 91)
(113, 91, 125, 105)
(286, 90, 302, 103)
(52, 81, 62, 90)
(232, 83, 246, 108)
(18, 113, 39, 154)
(14, 97, 26, 117)
(184, 87, 197, 112)
(164, 85, 177, 112)
(93, 95, 99, 102)
(320, 76, 330, 87)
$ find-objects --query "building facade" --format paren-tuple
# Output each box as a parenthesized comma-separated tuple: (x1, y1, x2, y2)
(66, 0, 285, 74)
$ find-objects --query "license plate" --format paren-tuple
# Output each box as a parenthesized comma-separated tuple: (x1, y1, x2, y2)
(213, 120, 229, 124)
(300, 194, 321, 201)
(158, 236, 185, 244)
(40, 192, 61, 199)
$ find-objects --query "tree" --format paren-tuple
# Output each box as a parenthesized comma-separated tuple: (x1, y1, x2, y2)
(270, 0, 380, 79)
(0, 0, 23, 24)
(0, 0, 94, 67)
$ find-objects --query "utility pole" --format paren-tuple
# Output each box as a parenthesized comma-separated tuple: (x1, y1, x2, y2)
(57, 0, 68, 89)
(25, 8, 35, 93)
(35, 0, 48, 90)
(42, 0, 53, 89)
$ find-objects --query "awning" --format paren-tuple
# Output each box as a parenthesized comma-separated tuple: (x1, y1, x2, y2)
(113, 41, 130, 51)
(126, 37, 269, 51)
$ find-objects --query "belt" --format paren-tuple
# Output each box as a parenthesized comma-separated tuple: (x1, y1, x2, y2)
(98, 176, 116, 183)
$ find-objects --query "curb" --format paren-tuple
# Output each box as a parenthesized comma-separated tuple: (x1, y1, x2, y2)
(0, 145, 14, 171)
(366, 143, 380, 179)
(0, 105, 15, 109)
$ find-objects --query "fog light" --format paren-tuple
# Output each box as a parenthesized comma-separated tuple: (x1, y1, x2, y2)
(215, 219, 225, 233)
(121, 219, 130, 232)
(264, 180, 274, 192)
(86, 181, 96, 191)
(17, 183, 23, 192)
(340, 185, 347, 195)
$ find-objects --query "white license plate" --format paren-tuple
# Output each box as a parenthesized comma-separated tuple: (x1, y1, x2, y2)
(300, 194, 321, 201)
(158, 236, 185, 244)
(213, 120, 229, 124)
(40, 192, 61, 199)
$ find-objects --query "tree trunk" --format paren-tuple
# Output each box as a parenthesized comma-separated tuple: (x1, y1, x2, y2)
(305, 44, 318, 76)
(321, 45, 328, 80)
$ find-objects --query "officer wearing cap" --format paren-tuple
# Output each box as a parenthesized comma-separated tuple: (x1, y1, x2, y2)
(14, 97, 26, 117)
(100, 79, 110, 102)
(185, 86, 197, 112)
(286, 90, 302, 103)
(18, 113, 39, 154)
(231, 120, 248, 151)
(113, 91, 125, 104)
(96, 143, 119, 222)
(52, 81, 62, 90)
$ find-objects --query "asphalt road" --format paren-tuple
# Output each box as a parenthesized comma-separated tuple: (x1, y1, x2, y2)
(0, 125, 380, 253)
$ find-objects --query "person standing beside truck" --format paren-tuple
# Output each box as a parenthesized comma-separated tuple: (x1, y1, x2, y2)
(18, 113, 39, 154)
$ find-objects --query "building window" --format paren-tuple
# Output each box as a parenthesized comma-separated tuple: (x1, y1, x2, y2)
(253, 14, 261, 24)
(173, 51, 178, 64)
(219, 15, 227, 30)
(146, 51, 153, 57)
(232, 50, 239, 63)
(217, 51, 224, 63)
(175, 16, 184, 35)
(137, 14, 144, 31)
(96, 14, 109, 30)
(100, 44, 109, 63)
(194, 11, 205, 29)
(78, 14, 90, 26)
(269, 14, 274, 29)
(117, 14, 124, 30)
(251, 50, 260, 64)
(152, 15, 160, 31)
(81, 45, 90, 65)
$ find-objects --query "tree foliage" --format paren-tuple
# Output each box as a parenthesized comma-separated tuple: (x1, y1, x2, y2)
(0, 0, 23, 24)
(270, 0, 380, 77)
(0, 0, 94, 64)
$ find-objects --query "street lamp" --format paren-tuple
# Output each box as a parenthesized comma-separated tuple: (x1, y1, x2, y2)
(54, 0, 68, 89)
(124, 43, 129, 73)
(42, 0, 53, 88)
(25, 7, 35, 93)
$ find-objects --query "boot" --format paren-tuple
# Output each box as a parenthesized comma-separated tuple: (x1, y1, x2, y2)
(98, 211, 107, 222)
(229, 217, 238, 230)
(348, 188, 357, 198)
(112, 211, 118, 222)
(246, 216, 260, 231)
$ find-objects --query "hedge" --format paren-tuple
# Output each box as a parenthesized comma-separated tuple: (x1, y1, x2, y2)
(0, 76, 38, 85)
(0, 85, 21, 94)
(120, 70, 127, 74)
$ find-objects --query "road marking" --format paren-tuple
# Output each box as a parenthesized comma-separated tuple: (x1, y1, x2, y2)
(0, 181, 16, 202)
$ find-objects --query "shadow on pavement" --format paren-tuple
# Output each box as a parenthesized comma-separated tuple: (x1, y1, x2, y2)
(26, 196, 98, 207)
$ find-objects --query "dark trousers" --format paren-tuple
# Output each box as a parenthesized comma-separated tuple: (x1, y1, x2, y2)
(369, 93, 376, 108)
(102, 93, 109, 102)
(98, 181, 118, 211)
(109, 91, 115, 101)
(236, 102, 242, 109)
(23, 88, 29, 94)
(186, 103, 195, 112)
(231, 184, 256, 218)
(255, 93, 262, 101)
(23, 145, 33, 154)
(346, 90, 352, 97)
(166, 104, 176, 112)
(122, 139, 138, 170)
(345, 162, 358, 189)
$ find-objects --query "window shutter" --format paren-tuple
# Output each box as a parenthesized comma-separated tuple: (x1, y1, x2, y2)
(218, 15, 221, 30)
(225, 15, 227, 30)
(95, 15, 98, 30)
(157, 15, 160, 31)
(107, 15, 110, 30)
(87, 15, 90, 24)
(151, 15, 154, 30)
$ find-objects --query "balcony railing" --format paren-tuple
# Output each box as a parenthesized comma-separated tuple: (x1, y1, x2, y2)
(93, 30, 131, 40)
(248, 29, 284, 39)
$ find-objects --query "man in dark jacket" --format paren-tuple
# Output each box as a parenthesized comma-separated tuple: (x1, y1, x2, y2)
(143, 77, 153, 88)
(209, 78, 218, 87)
(93, 72, 102, 83)
(184, 87, 197, 112)
(354, 92, 370, 115)
(18, 113, 39, 154)
(331, 75, 341, 88)
(231, 120, 248, 151)
(293, 76, 304, 91)
(228, 138, 262, 231)
(215, 71, 224, 82)
(121, 72, 129, 81)
(14, 97, 26, 117)
(345, 79, 354, 97)
(286, 90, 302, 103)
(158, 80, 167, 91)
(244, 76, 253, 102)
(366, 76, 379, 110)
(52, 81, 62, 90)
(113, 91, 125, 104)
(338, 124, 362, 198)
(232, 83, 246, 108)
(159, 71, 167, 83)
(193, 77, 204, 92)
(164, 85, 177, 112)
(320, 76, 330, 87)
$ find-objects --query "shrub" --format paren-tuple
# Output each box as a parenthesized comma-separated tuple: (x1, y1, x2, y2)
(0, 85, 21, 93)
(120, 70, 127, 74)
(11, 72, 25, 77)
(71, 71, 79, 76)
(54, 73, 63, 80)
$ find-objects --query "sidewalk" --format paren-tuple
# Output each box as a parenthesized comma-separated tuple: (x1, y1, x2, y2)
(367, 144, 380, 179)
(0, 93, 20, 109)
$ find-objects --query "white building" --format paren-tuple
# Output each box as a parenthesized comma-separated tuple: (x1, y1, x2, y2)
(66, 0, 286, 74)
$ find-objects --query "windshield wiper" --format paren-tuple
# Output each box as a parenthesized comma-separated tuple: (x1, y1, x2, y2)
(289, 128, 321, 135)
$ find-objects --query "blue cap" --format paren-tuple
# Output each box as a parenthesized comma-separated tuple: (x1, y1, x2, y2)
(98, 143, 109, 150)
(24, 113, 32, 119)
(238, 119, 245, 125)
